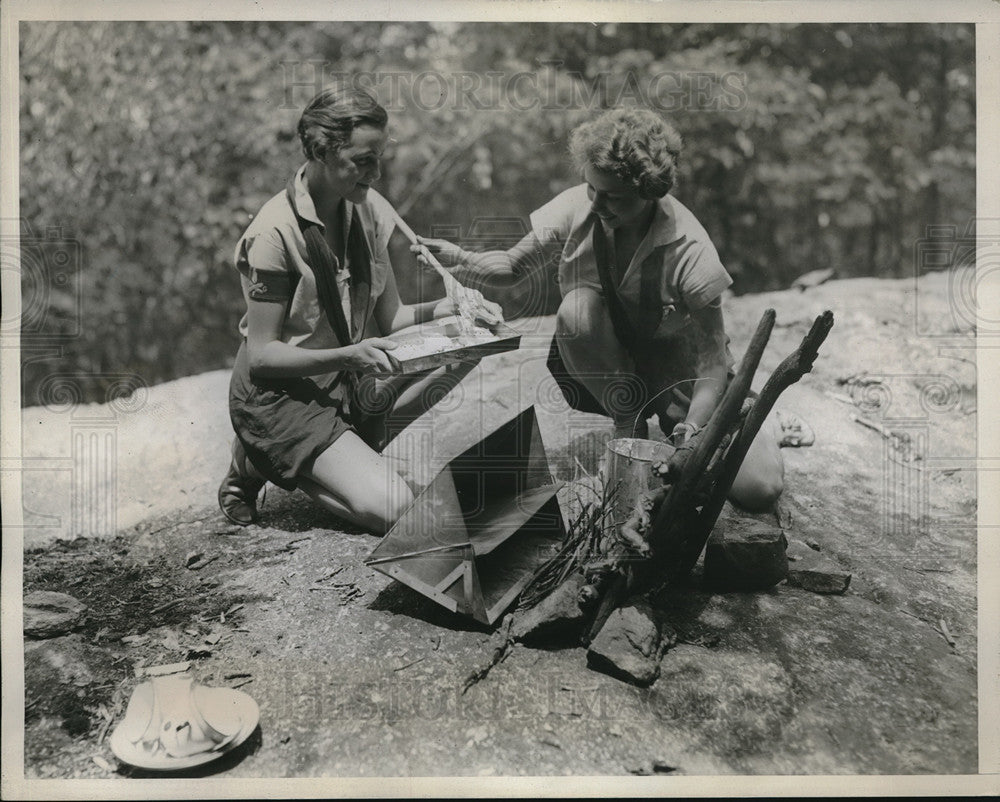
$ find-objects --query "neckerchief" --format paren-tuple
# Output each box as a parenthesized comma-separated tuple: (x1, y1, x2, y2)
(589, 213, 663, 352)
(286, 178, 375, 407)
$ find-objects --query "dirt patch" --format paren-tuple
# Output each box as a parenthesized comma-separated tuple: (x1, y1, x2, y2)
(23, 523, 269, 777)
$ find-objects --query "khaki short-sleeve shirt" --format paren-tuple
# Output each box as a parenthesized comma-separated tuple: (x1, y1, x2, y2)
(233, 164, 395, 349)
(529, 184, 733, 339)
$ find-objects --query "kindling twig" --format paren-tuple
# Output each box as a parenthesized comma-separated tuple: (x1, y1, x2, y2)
(150, 598, 185, 615)
(461, 615, 514, 694)
(393, 656, 427, 672)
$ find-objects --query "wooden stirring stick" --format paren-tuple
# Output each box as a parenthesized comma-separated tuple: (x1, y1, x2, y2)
(390, 208, 481, 333)
(390, 209, 466, 297)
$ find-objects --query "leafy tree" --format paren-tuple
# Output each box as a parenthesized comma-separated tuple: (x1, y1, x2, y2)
(19, 22, 974, 404)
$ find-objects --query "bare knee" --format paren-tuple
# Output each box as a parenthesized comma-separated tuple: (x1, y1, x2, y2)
(350, 481, 414, 535)
(729, 471, 784, 512)
(728, 421, 785, 511)
(556, 288, 605, 341)
(388, 482, 415, 526)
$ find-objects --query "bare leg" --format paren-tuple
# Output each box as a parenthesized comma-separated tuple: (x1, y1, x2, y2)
(728, 412, 784, 511)
(299, 430, 414, 535)
(355, 361, 479, 451)
(298, 362, 479, 533)
(555, 288, 646, 432)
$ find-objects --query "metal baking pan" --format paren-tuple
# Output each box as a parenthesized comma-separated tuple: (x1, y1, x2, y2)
(377, 315, 521, 375)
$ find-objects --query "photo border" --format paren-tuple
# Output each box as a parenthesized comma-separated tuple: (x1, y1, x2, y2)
(2, 1, 998, 798)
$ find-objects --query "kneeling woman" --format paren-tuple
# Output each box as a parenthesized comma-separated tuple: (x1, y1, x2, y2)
(418, 108, 786, 511)
(219, 87, 500, 533)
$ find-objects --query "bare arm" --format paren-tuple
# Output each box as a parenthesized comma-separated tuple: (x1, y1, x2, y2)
(414, 230, 553, 288)
(245, 297, 399, 378)
(373, 261, 454, 334)
(678, 302, 729, 435)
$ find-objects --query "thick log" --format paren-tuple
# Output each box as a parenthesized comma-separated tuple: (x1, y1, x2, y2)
(511, 573, 589, 644)
(644, 309, 778, 572)
(583, 572, 629, 644)
(649, 309, 777, 535)
(582, 310, 834, 641)
(583, 310, 776, 642)
(675, 311, 834, 576)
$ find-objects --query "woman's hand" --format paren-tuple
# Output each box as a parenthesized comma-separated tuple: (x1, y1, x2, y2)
(411, 236, 466, 270)
(670, 420, 702, 447)
(462, 288, 504, 326)
(341, 338, 400, 374)
(434, 289, 503, 327)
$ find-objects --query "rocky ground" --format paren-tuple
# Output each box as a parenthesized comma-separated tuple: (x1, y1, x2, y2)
(17, 272, 981, 779)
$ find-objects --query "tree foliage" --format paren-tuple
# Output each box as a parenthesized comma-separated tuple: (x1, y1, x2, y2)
(18, 22, 974, 404)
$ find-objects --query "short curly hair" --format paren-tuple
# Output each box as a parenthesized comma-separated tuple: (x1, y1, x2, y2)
(298, 86, 388, 162)
(568, 108, 683, 199)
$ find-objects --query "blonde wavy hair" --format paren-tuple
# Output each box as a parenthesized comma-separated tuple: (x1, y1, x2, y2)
(568, 108, 683, 200)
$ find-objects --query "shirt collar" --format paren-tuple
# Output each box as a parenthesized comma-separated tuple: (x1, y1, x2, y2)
(292, 163, 324, 228)
(617, 197, 682, 281)
(647, 196, 682, 248)
(292, 163, 355, 233)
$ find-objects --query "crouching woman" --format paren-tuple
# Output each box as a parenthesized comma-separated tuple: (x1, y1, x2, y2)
(417, 108, 787, 511)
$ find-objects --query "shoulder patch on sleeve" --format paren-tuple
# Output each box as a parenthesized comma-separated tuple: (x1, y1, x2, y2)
(247, 268, 294, 303)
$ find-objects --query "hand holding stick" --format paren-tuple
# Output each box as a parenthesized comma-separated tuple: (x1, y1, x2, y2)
(391, 211, 465, 295)
(390, 209, 488, 331)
